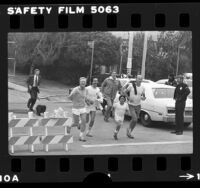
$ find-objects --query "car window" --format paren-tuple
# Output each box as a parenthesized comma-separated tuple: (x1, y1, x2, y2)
(152, 88, 175, 98)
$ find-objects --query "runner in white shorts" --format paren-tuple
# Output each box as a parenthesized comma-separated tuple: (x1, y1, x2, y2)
(113, 95, 129, 140)
(68, 77, 93, 142)
(85, 78, 103, 137)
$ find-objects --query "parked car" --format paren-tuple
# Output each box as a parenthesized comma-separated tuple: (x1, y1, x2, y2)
(156, 78, 192, 99)
(114, 82, 193, 127)
(156, 79, 168, 85)
(118, 78, 155, 88)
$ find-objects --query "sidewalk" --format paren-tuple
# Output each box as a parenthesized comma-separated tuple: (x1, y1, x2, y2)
(8, 82, 71, 104)
(8, 82, 27, 92)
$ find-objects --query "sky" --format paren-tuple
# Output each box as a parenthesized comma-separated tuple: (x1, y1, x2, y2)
(111, 31, 160, 41)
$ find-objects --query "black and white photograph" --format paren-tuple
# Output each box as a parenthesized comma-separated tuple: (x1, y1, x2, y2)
(8, 31, 193, 155)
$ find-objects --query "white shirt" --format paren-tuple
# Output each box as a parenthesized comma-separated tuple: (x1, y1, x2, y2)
(86, 85, 103, 109)
(113, 102, 129, 121)
(86, 86, 102, 101)
(33, 75, 38, 87)
(127, 84, 145, 106)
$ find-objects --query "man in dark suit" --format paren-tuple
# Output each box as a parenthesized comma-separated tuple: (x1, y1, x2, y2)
(171, 74, 190, 135)
(26, 69, 41, 111)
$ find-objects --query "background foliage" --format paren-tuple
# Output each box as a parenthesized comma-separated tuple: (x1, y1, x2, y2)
(8, 31, 192, 84)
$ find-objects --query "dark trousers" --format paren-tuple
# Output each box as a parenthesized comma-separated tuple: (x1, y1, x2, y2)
(27, 87, 38, 110)
(175, 101, 185, 132)
(104, 97, 114, 120)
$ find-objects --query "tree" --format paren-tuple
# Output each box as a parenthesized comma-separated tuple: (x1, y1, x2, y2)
(120, 31, 192, 81)
(9, 32, 122, 85)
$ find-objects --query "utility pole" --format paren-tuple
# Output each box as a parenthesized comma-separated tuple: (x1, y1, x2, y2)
(126, 32, 134, 75)
(176, 45, 185, 77)
(119, 40, 128, 75)
(88, 41, 95, 85)
(141, 31, 148, 79)
(119, 44, 123, 75)
(176, 47, 180, 77)
(8, 41, 17, 76)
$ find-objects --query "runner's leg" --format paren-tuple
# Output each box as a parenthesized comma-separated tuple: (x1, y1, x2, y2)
(86, 111, 96, 136)
(79, 113, 87, 140)
(114, 120, 122, 140)
(127, 104, 137, 137)
(104, 97, 112, 121)
(67, 113, 79, 134)
(86, 112, 90, 124)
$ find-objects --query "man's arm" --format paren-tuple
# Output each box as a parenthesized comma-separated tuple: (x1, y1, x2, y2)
(101, 79, 107, 94)
(112, 103, 117, 117)
(97, 89, 103, 103)
(126, 103, 129, 112)
(123, 84, 131, 100)
(141, 87, 146, 100)
(38, 75, 41, 86)
(68, 87, 77, 101)
(118, 80, 122, 94)
(26, 76, 32, 92)
(173, 87, 177, 100)
(181, 85, 190, 100)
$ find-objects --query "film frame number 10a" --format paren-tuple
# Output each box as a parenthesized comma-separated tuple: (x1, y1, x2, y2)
(0, 2, 199, 183)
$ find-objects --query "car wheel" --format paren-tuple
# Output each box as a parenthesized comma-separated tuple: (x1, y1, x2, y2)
(184, 123, 191, 128)
(140, 112, 152, 127)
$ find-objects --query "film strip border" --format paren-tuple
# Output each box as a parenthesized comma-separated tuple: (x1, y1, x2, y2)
(0, 155, 196, 182)
(8, 11, 191, 30)
(0, 3, 200, 182)
(0, 4, 198, 30)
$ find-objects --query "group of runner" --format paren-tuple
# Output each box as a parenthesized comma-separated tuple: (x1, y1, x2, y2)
(67, 71, 146, 142)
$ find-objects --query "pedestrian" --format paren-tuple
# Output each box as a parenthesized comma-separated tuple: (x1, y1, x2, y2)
(26, 69, 41, 111)
(124, 75, 146, 139)
(85, 78, 103, 137)
(113, 95, 129, 140)
(171, 75, 190, 135)
(165, 73, 177, 87)
(101, 71, 122, 122)
(67, 77, 92, 142)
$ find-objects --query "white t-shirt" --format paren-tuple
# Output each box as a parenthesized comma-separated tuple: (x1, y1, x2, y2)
(86, 86, 102, 101)
(86, 86, 103, 111)
(113, 102, 129, 122)
(33, 75, 38, 87)
(127, 84, 145, 106)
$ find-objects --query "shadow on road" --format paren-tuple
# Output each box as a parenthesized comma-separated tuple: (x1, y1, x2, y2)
(124, 116, 193, 132)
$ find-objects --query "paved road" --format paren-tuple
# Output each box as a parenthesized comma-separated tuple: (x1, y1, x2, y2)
(9, 101, 193, 155)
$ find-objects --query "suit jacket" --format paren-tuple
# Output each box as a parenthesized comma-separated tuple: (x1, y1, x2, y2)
(27, 75, 41, 93)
